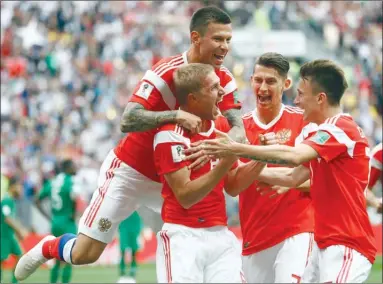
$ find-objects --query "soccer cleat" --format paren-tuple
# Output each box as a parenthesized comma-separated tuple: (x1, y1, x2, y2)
(116, 276, 136, 283)
(14, 235, 56, 281)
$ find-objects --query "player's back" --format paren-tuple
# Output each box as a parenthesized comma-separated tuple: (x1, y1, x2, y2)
(114, 52, 239, 183)
(304, 114, 376, 263)
(154, 117, 231, 228)
(45, 173, 76, 221)
(239, 105, 314, 255)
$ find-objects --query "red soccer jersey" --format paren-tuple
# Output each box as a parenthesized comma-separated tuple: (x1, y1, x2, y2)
(303, 114, 377, 264)
(368, 143, 382, 189)
(114, 51, 240, 182)
(153, 117, 235, 228)
(239, 105, 315, 255)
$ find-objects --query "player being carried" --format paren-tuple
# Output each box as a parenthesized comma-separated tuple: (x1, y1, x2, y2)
(35, 159, 79, 284)
(15, 5, 246, 281)
(154, 63, 265, 283)
(1, 176, 29, 284)
(186, 60, 377, 283)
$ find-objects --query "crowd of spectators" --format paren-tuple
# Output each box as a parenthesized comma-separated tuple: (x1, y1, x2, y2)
(1, 1, 381, 228)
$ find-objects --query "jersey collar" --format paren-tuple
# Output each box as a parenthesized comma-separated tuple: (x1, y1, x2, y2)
(199, 120, 215, 137)
(252, 104, 285, 130)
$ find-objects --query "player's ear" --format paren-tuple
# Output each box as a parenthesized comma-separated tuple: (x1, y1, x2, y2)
(187, 92, 197, 105)
(284, 77, 292, 90)
(191, 31, 201, 46)
(317, 92, 327, 105)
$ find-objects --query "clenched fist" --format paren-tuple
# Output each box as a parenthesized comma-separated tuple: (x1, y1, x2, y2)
(176, 110, 202, 134)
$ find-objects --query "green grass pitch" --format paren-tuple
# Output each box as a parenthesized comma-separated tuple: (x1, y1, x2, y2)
(2, 256, 382, 283)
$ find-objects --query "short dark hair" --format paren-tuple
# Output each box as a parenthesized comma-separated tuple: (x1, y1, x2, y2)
(173, 63, 215, 105)
(300, 60, 348, 106)
(61, 159, 74, 174)
(190, 5, 231, 36)
(255, 52, 290, 78)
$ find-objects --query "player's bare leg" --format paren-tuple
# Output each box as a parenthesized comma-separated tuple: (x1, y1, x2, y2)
(15, 233, 107, 281)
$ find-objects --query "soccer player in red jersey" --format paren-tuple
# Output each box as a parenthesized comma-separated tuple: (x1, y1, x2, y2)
(366, 142, 382, 213)
(187, 60, 377, 283)
(154, 63, 262, 283)
(15, 6, 246, 281)
(222, 53, 316, 283)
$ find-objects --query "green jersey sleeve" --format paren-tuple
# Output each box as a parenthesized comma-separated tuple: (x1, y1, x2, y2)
(38, 181, 52, 200)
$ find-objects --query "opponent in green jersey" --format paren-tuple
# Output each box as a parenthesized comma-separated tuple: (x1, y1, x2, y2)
(117, 211, 143, 283)
(1, 176, 28, 283)
(36, 159, 78, 283)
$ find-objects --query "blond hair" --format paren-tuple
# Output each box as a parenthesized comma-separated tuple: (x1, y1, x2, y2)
(173, 63, 215, 105)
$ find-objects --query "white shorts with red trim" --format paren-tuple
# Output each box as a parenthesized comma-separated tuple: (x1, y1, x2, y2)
(302, 243, 372, 283)
(242, 232, 314, 283)
(78, 150, 162, 243)
(156, 223, 245, 283)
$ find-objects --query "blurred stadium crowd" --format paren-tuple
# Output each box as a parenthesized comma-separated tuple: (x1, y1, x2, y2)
(1, 1, 382, 229)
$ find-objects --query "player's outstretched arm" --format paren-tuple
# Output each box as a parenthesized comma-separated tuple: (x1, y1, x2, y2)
(120, 102, 202, 134)
(164, 156, 237, 209)
(34, 197, 50, 221)
(5, 216, 29, 240)
(257, 165, 310, 189)
(222, 108, 247, 143)
(188, 135, 319, 166)
(224, 161, 266, 197)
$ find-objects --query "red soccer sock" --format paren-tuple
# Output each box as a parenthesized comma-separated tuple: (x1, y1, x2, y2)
(42, 237, 62, 260)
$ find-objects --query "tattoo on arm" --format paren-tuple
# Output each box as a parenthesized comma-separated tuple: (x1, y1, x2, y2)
(120, 102, 177, 133)
(240, 155, 291, 165)
(222, 108, 243, 128)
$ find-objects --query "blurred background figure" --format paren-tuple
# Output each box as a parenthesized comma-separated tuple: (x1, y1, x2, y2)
(35, 159, 78, 283)
(117, 211, 143, 284)
(1, 176, 29, 283)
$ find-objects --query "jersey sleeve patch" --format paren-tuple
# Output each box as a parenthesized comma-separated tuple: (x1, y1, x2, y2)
(136, 82, 154, 100)
(171, 144, 185, 163)
(309, 131, 331, 145)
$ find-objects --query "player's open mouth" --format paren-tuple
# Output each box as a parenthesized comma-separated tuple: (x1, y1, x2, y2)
(214, 54, 225, 61)
(257, 95, 272, 104)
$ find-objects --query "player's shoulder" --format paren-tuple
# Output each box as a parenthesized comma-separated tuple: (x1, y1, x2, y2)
(283, 105, 304, 118)
(216, 65, 236, 87)
(217, 65, 234, 78)
(320, 114, 367, 142)
(155, 123, 191, 145)
(150, 53, 186, 78)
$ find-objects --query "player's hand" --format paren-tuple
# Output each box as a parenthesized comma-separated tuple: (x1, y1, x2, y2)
(257, 183, 291, 198)
(259, 132, 279, 146)
(176, 110, 202, 134)
(184, 129, 237, 159)
(187, 152, 211, 171)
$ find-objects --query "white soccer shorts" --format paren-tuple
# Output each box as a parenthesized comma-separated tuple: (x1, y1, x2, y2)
(156, 223, 246, 283)
(242, 232, 314, 283)
(78, 150, 162, 243)
(302, 243, 372, 283)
